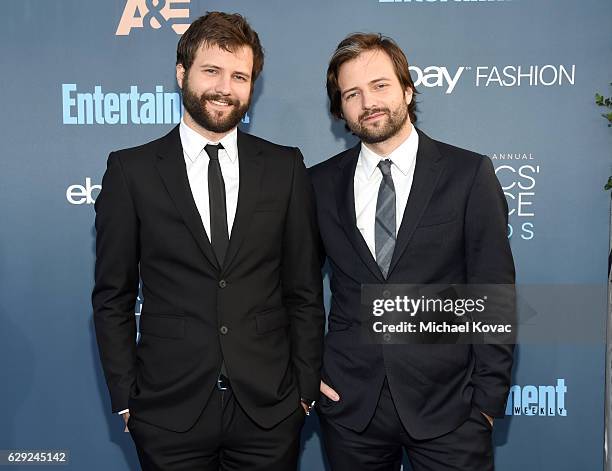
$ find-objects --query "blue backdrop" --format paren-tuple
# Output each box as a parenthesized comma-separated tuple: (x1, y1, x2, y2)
(1, 0, 611, 469)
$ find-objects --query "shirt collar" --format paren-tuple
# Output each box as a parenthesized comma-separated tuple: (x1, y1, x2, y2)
(179, 118, 239, 163)
(359, 123, 419, 179)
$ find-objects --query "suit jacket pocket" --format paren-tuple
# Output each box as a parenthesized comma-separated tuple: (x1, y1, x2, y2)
(417, 210, 456, 228)
(255, 308, 289, 334)
(139, 313, 185, 339)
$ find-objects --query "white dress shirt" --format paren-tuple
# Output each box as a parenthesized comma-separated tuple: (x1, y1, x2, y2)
(118, 119, 240, 417)
(354, 124, 419, 258)
(179, 118, 240, 239)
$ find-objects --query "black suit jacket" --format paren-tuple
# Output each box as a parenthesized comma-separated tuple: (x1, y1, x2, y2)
(92, 125, 324, 432)
(309, 129, 515, 440)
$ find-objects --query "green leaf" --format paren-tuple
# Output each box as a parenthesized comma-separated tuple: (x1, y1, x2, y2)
(605, 176, 612, 191)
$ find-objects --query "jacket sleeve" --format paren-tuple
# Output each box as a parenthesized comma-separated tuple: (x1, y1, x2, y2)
(465, 156, 516, 418)
(281, 148, 325, 401)
(92, 152, 140, 413)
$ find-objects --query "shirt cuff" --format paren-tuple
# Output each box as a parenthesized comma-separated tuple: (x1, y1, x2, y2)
(118, 409, 129, 415)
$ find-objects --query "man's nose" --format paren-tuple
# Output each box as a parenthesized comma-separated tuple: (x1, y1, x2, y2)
(360, 89, 376, 110)
(214, 73, 232, 95)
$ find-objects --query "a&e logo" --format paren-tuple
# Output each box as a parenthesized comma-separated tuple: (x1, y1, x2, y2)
(116, 0, 191, 36)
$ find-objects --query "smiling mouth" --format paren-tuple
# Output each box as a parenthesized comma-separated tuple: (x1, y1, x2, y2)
(208, 99, 233, 107)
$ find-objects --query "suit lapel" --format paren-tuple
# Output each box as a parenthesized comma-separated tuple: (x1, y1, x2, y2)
(387, 129, 445, 276)
(221, 129, 263, 274)
(334, 144, 385, 282)
(154, 125, 219, 270)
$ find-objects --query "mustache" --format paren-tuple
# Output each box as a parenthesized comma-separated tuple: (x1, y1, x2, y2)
(200, 93, 240, 107)
(359, 108, 389, 122)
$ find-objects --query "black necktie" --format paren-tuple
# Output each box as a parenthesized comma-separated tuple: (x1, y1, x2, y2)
(205, 143, 229, 267)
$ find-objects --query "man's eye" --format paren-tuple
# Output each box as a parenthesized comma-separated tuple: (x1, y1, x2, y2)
(375, 83, 388, 89)
(234, 75, 247, 81)
(345, 92, 358, 100)
(205, 69, 218, 74)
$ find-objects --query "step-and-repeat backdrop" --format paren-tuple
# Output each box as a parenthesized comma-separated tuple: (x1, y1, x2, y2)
(1, 0, 611, 469)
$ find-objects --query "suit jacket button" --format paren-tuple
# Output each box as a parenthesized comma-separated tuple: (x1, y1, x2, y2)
(219, 279, 227, 288)
(219, 325, 228, 335)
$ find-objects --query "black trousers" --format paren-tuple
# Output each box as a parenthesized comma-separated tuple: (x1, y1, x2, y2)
(128, 387, 305, 471)
(319, 381, 493, 471)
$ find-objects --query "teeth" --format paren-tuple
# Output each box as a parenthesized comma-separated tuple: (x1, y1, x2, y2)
(210, 100, 230, 106)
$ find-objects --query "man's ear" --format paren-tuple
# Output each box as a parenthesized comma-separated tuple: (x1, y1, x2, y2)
(176, 64, 185, 90)
(404, 87, 413, 106)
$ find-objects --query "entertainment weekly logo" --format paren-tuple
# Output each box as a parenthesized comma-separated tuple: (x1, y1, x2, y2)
(116, 0, 191, 36)
(492, 153, 540, 241)
(409, 65, 575, 94)
(62, 84, 182, 125)
(505, 379, 567, 417)
(61, 83, 251, 126)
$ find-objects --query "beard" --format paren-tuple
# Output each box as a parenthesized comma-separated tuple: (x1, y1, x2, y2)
(181, 75, 251, 134)
(346, 101, 409, 144)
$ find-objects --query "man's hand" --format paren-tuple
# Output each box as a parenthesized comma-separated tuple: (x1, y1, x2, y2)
(300, 401, 309, 414)
(122, 411, 130, 433)
(481, 411, 494, 428)
(320, 381, 340, 401)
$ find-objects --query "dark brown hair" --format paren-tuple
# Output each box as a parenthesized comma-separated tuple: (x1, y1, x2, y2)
(326, 33, 418, 123)
(177, 11, 264, 83)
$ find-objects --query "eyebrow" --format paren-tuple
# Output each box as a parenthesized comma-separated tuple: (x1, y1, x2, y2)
(199, 64, 251, 79)
(341, 77, 391, 97)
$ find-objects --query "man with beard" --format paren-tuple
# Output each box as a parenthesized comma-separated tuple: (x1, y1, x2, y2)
(92, 12, 324, 471)
(310, 33, 515, 470)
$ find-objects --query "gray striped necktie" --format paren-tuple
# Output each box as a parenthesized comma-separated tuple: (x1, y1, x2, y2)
(375, 159, 396, 278)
